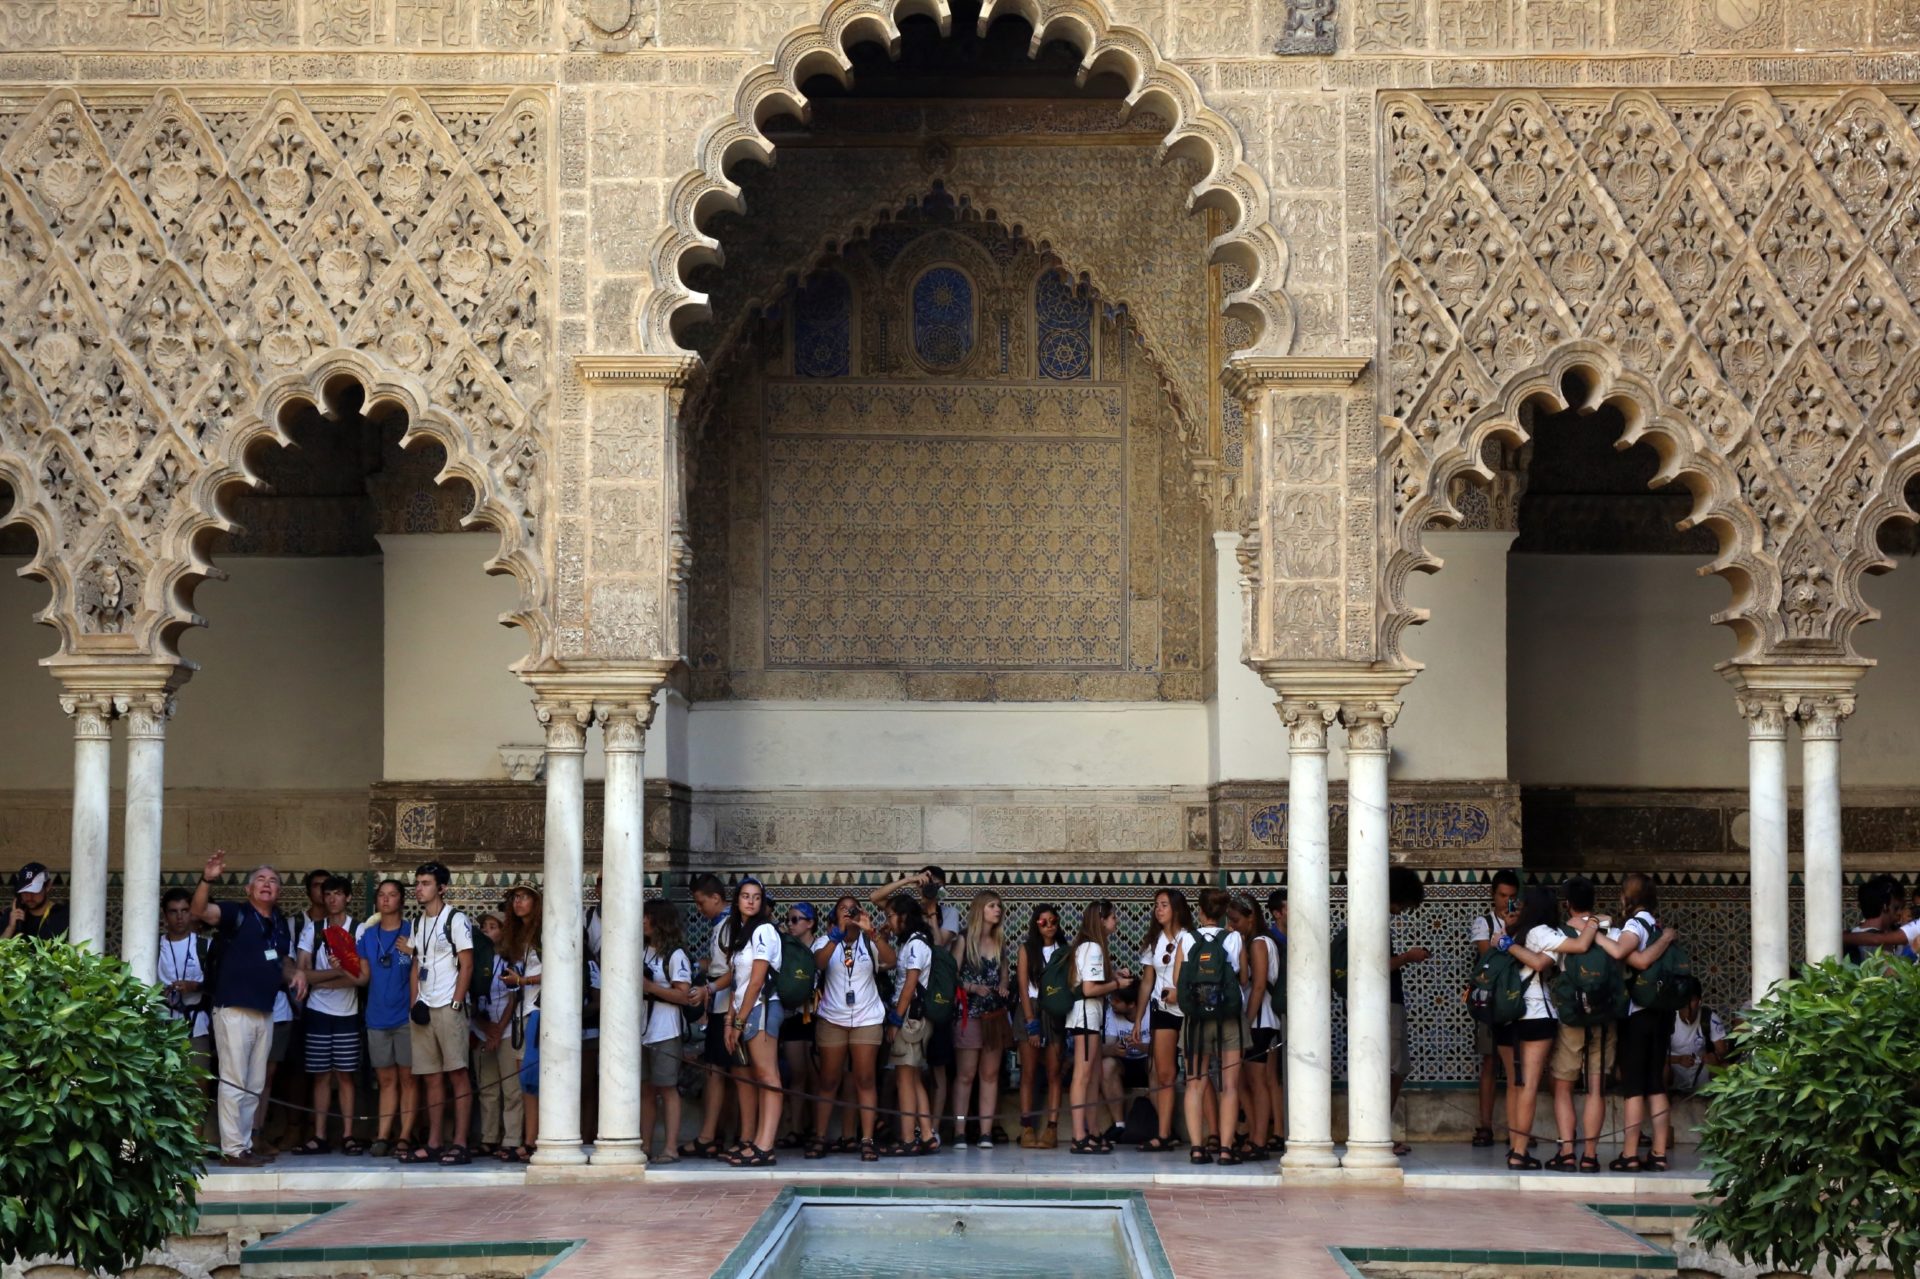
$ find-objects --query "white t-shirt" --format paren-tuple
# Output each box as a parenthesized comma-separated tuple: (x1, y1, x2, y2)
(1249, 932, 1283, 1031)
(1026, 940, 1060, 1002)
(582, 959, 602, 1042)
(1469, 910, 1508, 947)
(473, 955, 512, 1031)
(1521, 924, 1569, 1020)
(1067, 940, 1107, 1031)
(1139, 930, 1186, 1020)
(1181, 926, 1244, 970)
(644, 945, 692, 1046)
(729, 920, 783, 1012)
(271, 990, 293, 1023)
(815, 932, 886, 1028)
(1104, 1003, 1146, 1056)
(297, 915, 360, 1018)
(895, 935, 933, 1012)
(934, 901, 963, 940)
(1669, 1008, 1727, 1091)
(706, 910, 733, 1012)
(157, 934, 210, 1038)
(414, 906, 474, 1008)
(1900, 919, 1920, 949)
(1622, 911, 1656, 1016)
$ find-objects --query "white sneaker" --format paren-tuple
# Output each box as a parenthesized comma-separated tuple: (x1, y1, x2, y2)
(977, 1136, 994, 1149)
(953, 1138, 969, 1149)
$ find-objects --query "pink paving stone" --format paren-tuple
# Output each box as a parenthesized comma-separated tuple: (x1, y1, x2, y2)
(210, 1181, 1694, 1278)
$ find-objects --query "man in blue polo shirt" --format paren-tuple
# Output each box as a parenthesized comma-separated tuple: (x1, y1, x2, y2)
(190, 849, 309, 1167)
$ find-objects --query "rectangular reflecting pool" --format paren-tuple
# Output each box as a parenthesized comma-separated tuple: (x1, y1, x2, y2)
(712, 1188, 1174, 1279)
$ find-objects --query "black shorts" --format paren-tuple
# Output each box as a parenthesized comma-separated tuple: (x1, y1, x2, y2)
(702, 1007, 730, 1066)
(1247, 1026, 1281, 1061)
(926, 1018, 956, 1070)
(1149, 1007, 1183, 1036)
(1119, 1056, 1150, 1090)
(1618, 1007, 1673, 1099)
(779, 1012, 813, 1045)
(1496, 1018, 1558, 1047)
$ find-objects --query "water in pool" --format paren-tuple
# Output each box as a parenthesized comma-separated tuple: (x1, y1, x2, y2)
(759, 1204, 1142, 1279)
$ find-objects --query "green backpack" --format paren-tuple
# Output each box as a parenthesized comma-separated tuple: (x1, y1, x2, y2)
(1177, 928, 1242, 1022)
(1038, 945, 1076, 1022)
(923, 946, 961, 1025)
(1467, 945, 1532, 1026)
(772, 933, 819, 1008)
(1553, 924, 1628, 1027)
(1627, 916, 1695, 1012)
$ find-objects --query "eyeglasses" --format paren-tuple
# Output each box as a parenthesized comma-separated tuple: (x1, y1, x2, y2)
(785, 915, 808, 925)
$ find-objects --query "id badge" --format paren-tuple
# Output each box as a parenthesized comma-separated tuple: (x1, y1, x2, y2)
(263, 948, 278, 962)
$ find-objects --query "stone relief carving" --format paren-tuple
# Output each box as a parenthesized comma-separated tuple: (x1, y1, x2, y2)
(1381, 88, 1920, 666)
(640, 0, 1295, 365)
(1275, 0, 1337, 53)
(0, 85, 554, 665)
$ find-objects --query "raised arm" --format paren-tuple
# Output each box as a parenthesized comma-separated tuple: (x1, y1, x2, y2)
(190, 850, 226, 928)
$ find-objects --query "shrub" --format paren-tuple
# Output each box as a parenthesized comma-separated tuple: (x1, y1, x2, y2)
(1692, 956, 1920, 1277)
(0, 938, 205, 1274)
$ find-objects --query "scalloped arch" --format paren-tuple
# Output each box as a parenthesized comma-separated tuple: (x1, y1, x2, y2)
(169, 349, 552, 667)
(1383, 343, 1771, 666)
(639, 0, 1294, 360)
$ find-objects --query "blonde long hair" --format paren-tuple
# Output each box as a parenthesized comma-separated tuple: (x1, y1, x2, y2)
(961, 890, 1003, 970)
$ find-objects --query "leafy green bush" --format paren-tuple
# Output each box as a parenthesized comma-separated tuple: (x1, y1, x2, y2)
(0, 938, 205, 1274)
(1692, 956, 1920, 1277)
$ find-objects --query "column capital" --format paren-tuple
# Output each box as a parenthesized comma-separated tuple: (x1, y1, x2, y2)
(594, 700, 657, 750)
(1734, 691, 1790, 740)
(59, 694, 116, 737)
(535, 700, 595, 753)
(122, 692, 175, 738)
(1789, 692, 1855, 741)
(1278, 699, 1338, 752)
(1341, 699, 1399, 752)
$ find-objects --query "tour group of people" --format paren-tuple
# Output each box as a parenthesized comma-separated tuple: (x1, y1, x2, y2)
(8, 855, 1914, 1172)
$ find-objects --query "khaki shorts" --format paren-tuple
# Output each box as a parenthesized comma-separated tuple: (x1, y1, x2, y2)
(1184, 1015, 1248, 1057)
(367, 1024, 413, 1069)
(644, 1043, 681, 1088)
(411, 1004, 470, 1075)
(1549, 1021, 1618, 1083)
(889, 1016, 929, 1070)
(817, 1019, 885, 1050)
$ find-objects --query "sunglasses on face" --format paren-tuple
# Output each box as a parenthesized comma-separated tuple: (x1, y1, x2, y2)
(786, 915, 808, 925)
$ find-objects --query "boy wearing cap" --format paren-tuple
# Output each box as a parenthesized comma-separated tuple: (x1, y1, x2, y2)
(399, 860, 473, 1164)
(4, 862, 68, 941)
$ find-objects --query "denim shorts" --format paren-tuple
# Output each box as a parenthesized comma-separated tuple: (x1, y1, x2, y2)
(741, 999, 784, 1044)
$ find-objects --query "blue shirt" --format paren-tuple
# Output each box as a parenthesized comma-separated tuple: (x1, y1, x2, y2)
(356, 920, 415, 1031)
(211, 900, 293, 1015)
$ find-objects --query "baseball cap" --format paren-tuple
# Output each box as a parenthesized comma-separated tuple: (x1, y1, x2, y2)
(13, 863, 48, 895)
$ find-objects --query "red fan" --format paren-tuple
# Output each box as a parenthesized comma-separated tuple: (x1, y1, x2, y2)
(324, 924, 362, 977)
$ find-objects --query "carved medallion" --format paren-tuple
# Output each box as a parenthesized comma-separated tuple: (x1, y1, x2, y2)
(585, 0, 630, 33)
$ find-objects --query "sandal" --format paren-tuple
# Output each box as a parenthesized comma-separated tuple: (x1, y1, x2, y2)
(677, 1139, 720, 1160)
(1216, 1148, 1242, 1166)
(860, 1139, 880, 1162)
(340, 1138, 367, 1156)
(495, 1146, 522, 1163)
(881, 1141, 917, 1158)
(1140, 1135, 1179, 1153)
(1545, 1149, 1578, 1172)
(1471, 1127, 1496, 1148)
(1071, 1137, 1102, 1155)
(368, 1140, 391, 1159)
(1265, 1136, 1286, 1153)
(1609, 1154, 1644, 1172)
(915, 1138, 941, 1156)
(289, 1137, 330, 1156)
(803, 1138, 828, 1160)
(405, 1144, 441, 1164)
(1189, 1145, 1211, 1164)
(1506, 1152, 1542, 1170)
(727, 1144, 777, 1167)
(392, 1140, 414, 1162)
(439, 1145, 471, 1166)
(1646, 1153, 1670, 1173)
(1392, 1141, 1412, 1156)
(989, 1126, 1009, 1147)
(1579, 1156, 1601, 1174)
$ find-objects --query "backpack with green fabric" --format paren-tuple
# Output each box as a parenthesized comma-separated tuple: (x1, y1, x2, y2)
(1177, 928, 1242, 1022)
(1038, 945, 1075, 1022)
(1265, 928, 1288, 1021)
(1467, 944, 1531, 1026)
(1552, 924, 1628, 1027)
(1627, 916, 1695, 1012)
(923, 946, 961, 1025)
(772, 933, 819, 1008)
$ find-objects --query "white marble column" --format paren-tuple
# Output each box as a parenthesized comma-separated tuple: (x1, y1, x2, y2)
(62, 695, 114, 952)
(1279, 699, 1339, 1173)
(1739, 692, 1790, 1004)
(121, 694, 172, 984)
(531, 702, 591, 1167)
(1341, 700, 1398, 1171)
(1797, 694, 1853, 968)
(591, 702, 650, 1166)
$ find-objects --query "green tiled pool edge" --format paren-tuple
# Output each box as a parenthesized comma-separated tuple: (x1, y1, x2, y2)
(1326, 1202, 1695, 1275)
(710, 1185, 1173, 1279)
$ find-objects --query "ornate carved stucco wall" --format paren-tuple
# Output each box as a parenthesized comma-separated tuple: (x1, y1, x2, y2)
(686, 198, 1212, 702)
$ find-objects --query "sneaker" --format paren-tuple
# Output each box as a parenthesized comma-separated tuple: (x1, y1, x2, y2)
(977, 1135, 995, 1149)
(953, 1119, 968, 1151)
(953, 1138, 969, 1150)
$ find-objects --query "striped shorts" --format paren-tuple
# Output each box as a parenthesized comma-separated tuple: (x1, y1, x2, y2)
(303, 1010, 363, 1074)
